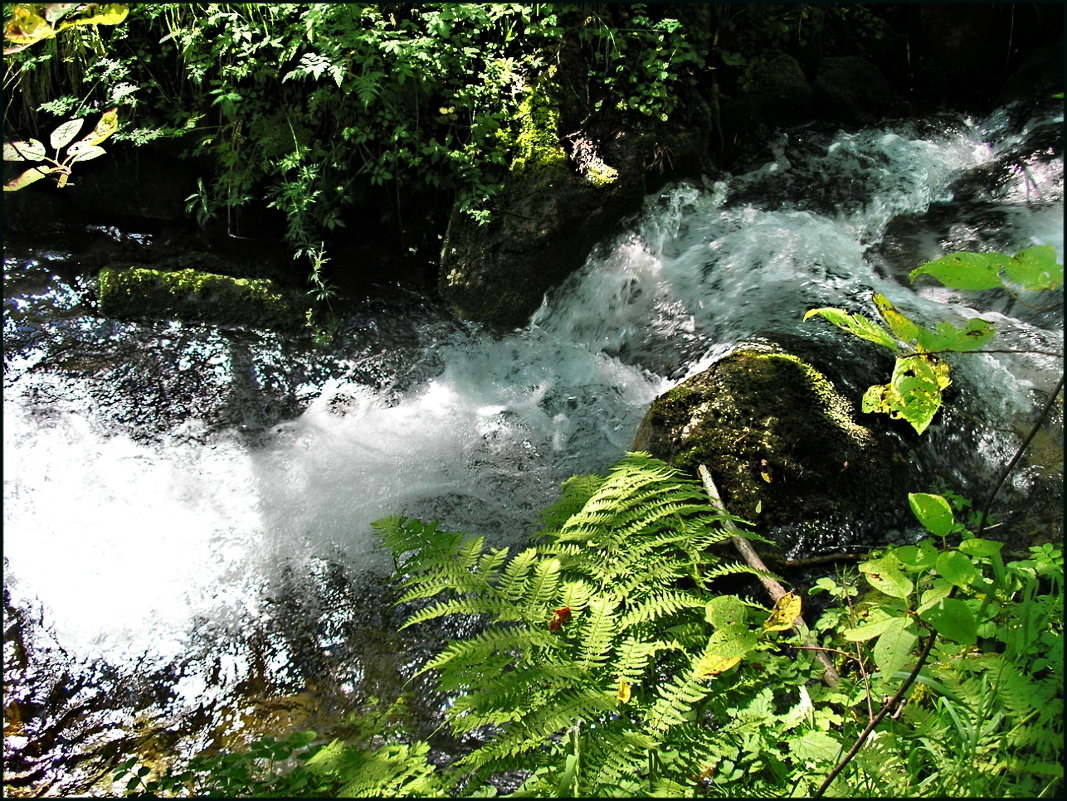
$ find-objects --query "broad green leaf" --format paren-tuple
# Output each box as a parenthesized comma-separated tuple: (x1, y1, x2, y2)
(705, 595, 747, 629)
(704, 625, 757, 658)
(860, 556, 913, 599)
(915, 578, 953, 615)
(917, 317, 996, 353)
(763, 592, 801, 632)
(4, 164, 54, 191)
(910, 251, 1005, 289)
(4, 138, 47, 161)
(843, 611, 903, 642)
(920, 597, 976, 645)
(908, 493, 955, 537)
(872, 617, 919, 681)
(788, 730, 842, 763)
(1002, 245, 1063, 291)
(873, 293, 922, 345)
(893, 540, 938, 570)
(66, 141, 106, 162)
(958, 537, 1003, 558)
(936, 550, 978, 587)
(803, 307, 898, 351)
(50, 118, 85, 150)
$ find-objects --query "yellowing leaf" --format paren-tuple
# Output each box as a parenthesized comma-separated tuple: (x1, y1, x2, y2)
(692, 652, 741, 678)
(4, 6, 56, 46)
(763, 592, 801, 632)
(85, 107, 118, 146)
(56, 3, 128, 30)
(615, 679, 631, 704)
(873, 293, 922, 346)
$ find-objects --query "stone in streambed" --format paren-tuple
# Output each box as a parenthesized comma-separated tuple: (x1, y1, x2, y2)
(97, 266, 306, 330)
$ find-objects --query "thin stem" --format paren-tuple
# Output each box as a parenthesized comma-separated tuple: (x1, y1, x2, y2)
(977, 372, 1065, 538)
(812, 632, 938, 798)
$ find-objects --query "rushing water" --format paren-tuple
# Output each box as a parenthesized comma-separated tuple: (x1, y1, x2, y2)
(4, 102, 1063, 795)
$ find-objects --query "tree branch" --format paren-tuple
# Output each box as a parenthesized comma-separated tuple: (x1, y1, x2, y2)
(697, 464, 840, 688)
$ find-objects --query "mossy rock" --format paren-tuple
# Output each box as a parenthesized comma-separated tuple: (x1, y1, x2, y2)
(633, 348, 909, 551)
(97, 266, 306, 330)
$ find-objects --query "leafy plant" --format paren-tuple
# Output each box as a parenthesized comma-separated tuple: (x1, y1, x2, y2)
(3, 105, 117, 189)
(805, 246, 1063, 432)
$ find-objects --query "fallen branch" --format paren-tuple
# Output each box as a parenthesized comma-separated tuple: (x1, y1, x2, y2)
(698, 464, 840, 687)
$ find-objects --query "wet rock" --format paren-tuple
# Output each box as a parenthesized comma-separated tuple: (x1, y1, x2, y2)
(632, 347, 910, 552)
(98, 266, 306, 330)
(813, 56, 891, 125)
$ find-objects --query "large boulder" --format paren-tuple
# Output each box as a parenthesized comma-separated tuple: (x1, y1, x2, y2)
(632, 348, 911, 552)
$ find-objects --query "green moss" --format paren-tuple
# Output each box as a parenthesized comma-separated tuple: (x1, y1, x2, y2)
(98, 266, 305, 330)
(633, 349, 894, 539)
(583, 161, 618, 187)
(508, 79, 568, 176)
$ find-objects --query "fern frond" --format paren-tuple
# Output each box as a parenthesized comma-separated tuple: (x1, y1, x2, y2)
(644, 673, 710, 731)
(618, 591, 707, 629)
(575, 597, 619, 670)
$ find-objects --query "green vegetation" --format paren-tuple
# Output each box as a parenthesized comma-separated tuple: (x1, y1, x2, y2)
(113, 253, 1063, 796)
(806, 245, 1063, 433)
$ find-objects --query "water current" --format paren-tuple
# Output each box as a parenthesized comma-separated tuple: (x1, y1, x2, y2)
(4, 101, 1063, 795)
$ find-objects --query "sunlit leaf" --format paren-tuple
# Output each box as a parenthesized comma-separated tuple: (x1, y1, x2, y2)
(908, 493, 955, 537)
(615, 679, 631, 704)
(4, 6, 55, 45)
(85, 106, 119, 145)
(692, 651, 742, 678)
(862, 355, 948, 434)
(50, 118, 85, 150)
(56, 3, 129, 30)
(4, 138, 47, 161)
(843, 613, 902, 641)
(872, 616, 918, 682)
(66, 141, 107, 162)
(910, 251, 1005, 290)
(705, 595, 747, 629)
(1002, 245, 1063, 291)
(43, 3, 79, 23)
(788, 730, 842, 763)
(958, 538, 1003, 558)
(4, 164, 54, 191)
(803, 306, 898, 351)
(860, 555, 913, 599)
(763, 592, 801, 632)
(873, 293, 922, 345)
(936, 550, 978, 587)
(917, 317, 996, 353)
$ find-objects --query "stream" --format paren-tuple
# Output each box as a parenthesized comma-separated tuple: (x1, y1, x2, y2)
(3, 101, 1063, 795)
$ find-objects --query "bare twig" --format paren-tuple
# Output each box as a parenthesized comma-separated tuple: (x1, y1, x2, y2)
(697, 464, 840, 687)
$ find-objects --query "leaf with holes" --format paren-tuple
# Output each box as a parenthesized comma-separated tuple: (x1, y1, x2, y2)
(1002, 245, 1063, 291)
(910, 251, 1006, 290)
(763, 592, 801, 632)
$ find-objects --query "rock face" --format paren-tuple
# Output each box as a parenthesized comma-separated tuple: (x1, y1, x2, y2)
(813, 56, 892, 125)
(98, 267, 306, 330)
(632, 348, 909, 551)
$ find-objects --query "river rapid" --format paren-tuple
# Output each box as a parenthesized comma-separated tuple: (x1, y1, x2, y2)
(3, 101, 1063, 795)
